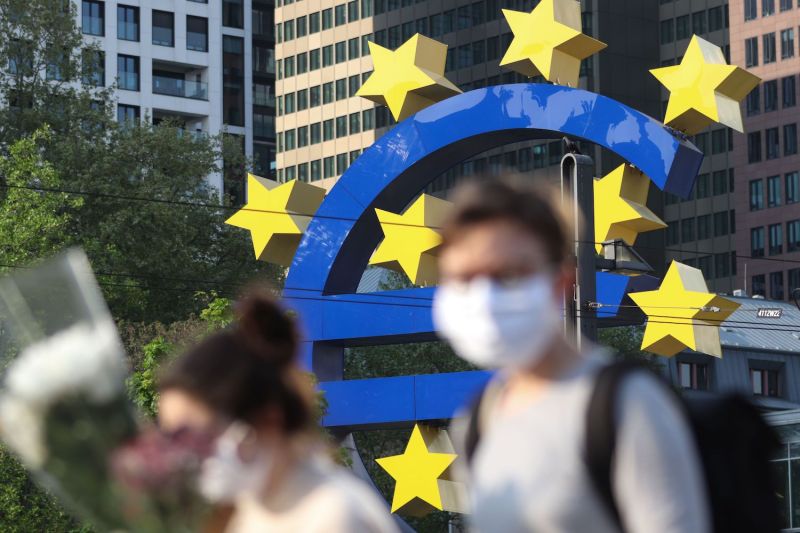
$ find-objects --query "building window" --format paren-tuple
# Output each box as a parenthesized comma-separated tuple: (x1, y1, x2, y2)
(675, 14, 690, 40)
(780, 0, 793, 11)
(322, 157, 334, 179)
(223, 36, 244, 126)
(747, 85, 760, 115)
(349, 112, 361, 134)
(253, 6, 273, 37)
(187, 16, 208, 52)
(117, 54, 139, 91)
(82, 1, 104, 36)
(284, 93, 295, 113)
(764, 80, 778, 111)
(769, 223, 783, 255)
(768, 175, 782, 207)
(748, 131, 762, 162)
(772, 271, 786, 299)
(763, 0, 776, 16)
(323, 119, 333, 141)
(679, 361, 709, 391)
(766, 127, 780, 159)
(709, 6, 724, 31)
(751, 226, 765, 257)
(362, 108, 375, 130)
(335, 116, 347, 138)
(785, 124, 798, 156)
(223, 0, 244, 28)
(284, 129, 295, 150)
(745, 37, 759, 67)
(117, 5, 138, 41)
(296, 88, 308, 111)
(744, 0, 758, 20)
(348, 75, 360, 97)
(117, 103, 139, 124)
(152, 11, 174, 47)
(751, 367, 781, 397)
(253, 113, 274, 139)
(322, 45, 333, 67)
(322, 8, 333, 30)
(783, 75, 797, 107)
(750, 179, 764, 210)
(296, 16, 307, 38)
(715, 252, 731, 278)
(336, 153, 348, 174)
(310, 160, 321, 181)
(362, 0, 373, 18)
(681, 218, 695, 243)
(81, 49, 104, 87)
(697, 214, 712, 240)
(309, 85, 321, 107)
(666, 221, 679, 246)
(752, 274, 766, 296)
(283, 20, 294, 41)
(298, 163, 308, 182)
(349, 37, 360, 60)
(789, 269, 800, 293)
(253, 45, 274, 75)
(335, 41, 346, 63)
(335, 4, 346, 25)
(711, 129, 728, 154)
(310, 123, 321, 144)
(714, 211, 729, 237)
(658, 19, 673, 43)
(284, 56, 295, 77)
(335, 79, 346, 100)
(692, 10, 706, 34)
(788, 220, 800, 252)
(787, 172, 800, 204)
(781, 28, 796, 58)
(695, 173, 710, 198)
(253, 82, 274, 107)
(297, 53, 307, 74)
(713, 170, 728, 195)
(309, 12, 320, 33)
(323, 82, 333, 104)
(764, 33, 777, 63)
(297, 126, 308, 148)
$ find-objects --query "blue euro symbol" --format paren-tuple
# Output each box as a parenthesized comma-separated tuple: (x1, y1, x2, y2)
(282, 84, 703, 431)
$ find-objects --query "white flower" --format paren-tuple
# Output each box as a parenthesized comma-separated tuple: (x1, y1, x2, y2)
(0, 320, 127, 466)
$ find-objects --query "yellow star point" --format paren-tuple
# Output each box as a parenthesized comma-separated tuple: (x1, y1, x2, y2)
(369, 194, 451, 286)
(629, 261, 740, 357)
(357, 34, 462, 121)
(650, 35, 761, 135)
(225, 174, 326, 266)
(376, 425, 459, 514)
(500, 0, 607, 87)
(594, 164, 667, 253)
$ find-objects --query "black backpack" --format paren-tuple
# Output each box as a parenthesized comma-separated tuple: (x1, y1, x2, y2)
(464, 361, 784, 533)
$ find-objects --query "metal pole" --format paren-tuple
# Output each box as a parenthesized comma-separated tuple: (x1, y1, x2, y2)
(560, 141, 597, 348)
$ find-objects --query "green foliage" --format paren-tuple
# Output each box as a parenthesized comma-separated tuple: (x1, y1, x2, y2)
(127, 337, 175, 419)
(0, 127, 81, 267)
(599, 326, 663, 372)
(0, 446, 87, 533)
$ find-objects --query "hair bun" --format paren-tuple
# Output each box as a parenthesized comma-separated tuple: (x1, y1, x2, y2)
(235, 293, 297, 369)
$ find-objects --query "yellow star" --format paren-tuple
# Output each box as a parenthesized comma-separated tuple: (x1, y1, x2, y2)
(225, 173, 325, 266)
(594, 164, 667, 253)
(369, 194, 451, 286)
(376, 425, 459, 514)
(500, 0, 606, 87)
(356, 34, 462, 121)
(629, 261, 740, 357)
(650, 35, 760, 135)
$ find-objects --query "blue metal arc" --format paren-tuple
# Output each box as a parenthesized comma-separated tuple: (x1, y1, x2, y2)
(282, 83, 703, 430)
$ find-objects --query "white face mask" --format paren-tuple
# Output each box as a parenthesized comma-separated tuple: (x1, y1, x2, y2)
(198, 422, 273, 503)
(433, 274, 562, 369)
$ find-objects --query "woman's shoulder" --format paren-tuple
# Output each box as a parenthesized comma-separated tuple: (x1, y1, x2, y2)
(304, 459, 401, 532)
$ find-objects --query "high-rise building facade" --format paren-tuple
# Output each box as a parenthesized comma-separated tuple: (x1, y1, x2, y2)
(730, 0, 800, 301)
(76, 0, 276, 195)
(657, 0, 739, 294)
(273, 0, 661, 188)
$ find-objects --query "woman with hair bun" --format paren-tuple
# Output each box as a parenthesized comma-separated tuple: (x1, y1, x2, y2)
(158, 293, 399, 533)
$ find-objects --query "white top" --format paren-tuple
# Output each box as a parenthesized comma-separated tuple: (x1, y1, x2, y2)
(456, 355, 710, 533)
(226, 455, 400, 533)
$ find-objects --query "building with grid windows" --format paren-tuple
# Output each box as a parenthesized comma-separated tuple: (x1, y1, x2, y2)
(274, 1, 662, 183)
(729, 0, 800, 301)
(76, 0, 277, 194)
(657, 0, 738, 294)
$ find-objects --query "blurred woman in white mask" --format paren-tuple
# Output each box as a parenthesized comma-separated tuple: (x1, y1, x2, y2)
(434, 178, 710, 533)
(157, 292, 399, 533)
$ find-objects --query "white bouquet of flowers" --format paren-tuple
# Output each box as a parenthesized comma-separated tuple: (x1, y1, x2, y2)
(0, 249, 210, 531)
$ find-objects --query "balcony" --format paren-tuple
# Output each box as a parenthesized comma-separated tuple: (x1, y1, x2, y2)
(152, 75, 207, 100)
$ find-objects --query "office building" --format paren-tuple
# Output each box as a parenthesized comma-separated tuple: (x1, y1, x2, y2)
(657, 0, 738, 294)
(729, 0, 800, 301)
(273, 0, 662, 192)
(76, 0, 277, 195)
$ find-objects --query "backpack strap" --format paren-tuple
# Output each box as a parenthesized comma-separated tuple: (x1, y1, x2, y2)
(464, 379, 503, 465)
(585, 361, 643, 533)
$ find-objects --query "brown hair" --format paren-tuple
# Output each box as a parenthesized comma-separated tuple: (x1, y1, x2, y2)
(159, 293, 314, 435)
(441, 176, 576, 266)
